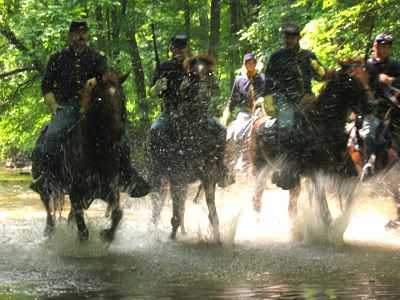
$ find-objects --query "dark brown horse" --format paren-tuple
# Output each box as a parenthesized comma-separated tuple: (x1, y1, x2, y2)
(149, 54, 222, 241)
(250, 59, 369, 240)
(32, 73, 128, 241)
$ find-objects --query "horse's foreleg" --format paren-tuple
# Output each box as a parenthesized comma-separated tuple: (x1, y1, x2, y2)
(385, 185, 400, 230)
(314, 176, 332, 230)
(74, 208, 88, 241)
(170, 183, 187, 240)
(179, 190, 186, 235)
(151, 176, 167, 225)
(252, 166, 269, 213)
(288, 185, 302, 241)
(203, 179, 220, 242)
(41, 194, 55, 237)
(101, 192, 123, 242)
(70, 194, 88, 241)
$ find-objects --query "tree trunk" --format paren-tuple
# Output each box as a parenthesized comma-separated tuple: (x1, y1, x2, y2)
(209, 0, 221, 58)
(106, 8, 112, 58)
(95, 6, 106, 52)
(111, 0, 127, 58)
(184, 0, 190, 43)
(247, 0, 261, 26)
(129, 33, 146, 101)
(229, 0, 240, 86)
(199, 6, 209, 44)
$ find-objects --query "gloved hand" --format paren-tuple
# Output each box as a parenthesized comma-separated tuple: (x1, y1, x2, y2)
(86, 77, 97, 87)
(263, 95, 276, 117)
(254, 97, 265, 108)
(44, 92, 63, 113)
(150, 77, 168, 97)
(310, 58, 326, 80)
(220, 106, 231, 126)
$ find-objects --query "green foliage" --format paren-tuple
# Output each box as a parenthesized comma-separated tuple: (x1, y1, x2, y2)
(1, 0, 400, 162)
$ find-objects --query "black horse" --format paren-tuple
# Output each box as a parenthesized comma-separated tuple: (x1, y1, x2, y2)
(31, 73, 128, 242)
(250, 58, 369, 239)
(377, 99, 400, 229)
(149, 54, 222, 241)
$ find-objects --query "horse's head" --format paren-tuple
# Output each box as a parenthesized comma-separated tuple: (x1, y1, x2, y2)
(177, 54, 217, 116)
(183, 54, 216, 82)
(80, 73, 128, 140)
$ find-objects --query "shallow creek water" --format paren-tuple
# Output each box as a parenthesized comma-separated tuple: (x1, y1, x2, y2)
(1, 168, 400, 299)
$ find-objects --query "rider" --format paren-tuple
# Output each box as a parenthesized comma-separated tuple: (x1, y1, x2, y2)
(30, 20, 149, 198)
(263, 23, 327, 189)
(220, 53, 267, 170)
(362, 32, 400, 171)
(149, 32, 234, 187)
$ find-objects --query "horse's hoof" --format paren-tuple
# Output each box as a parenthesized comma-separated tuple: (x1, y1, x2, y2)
(100, 229, 115, 242)
(385, 220, 400, 230)
(170, 232, 177, 240)
(290, 228, 304, 242)
(78, 229, 89, 242)
(252, 197, 262, 213)
(43, 225, 55, 237)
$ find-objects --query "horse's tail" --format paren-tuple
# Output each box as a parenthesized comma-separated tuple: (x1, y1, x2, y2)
(193, 183, 203, 204)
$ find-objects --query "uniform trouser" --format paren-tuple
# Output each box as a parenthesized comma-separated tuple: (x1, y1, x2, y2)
(234, 110, 252, 142)
(274, 99, 301, 189)
(41, 105, 80, 176)
(276, 101, 298, 155)
(38, 104, 134, 181)
(359, 114, 383, 158)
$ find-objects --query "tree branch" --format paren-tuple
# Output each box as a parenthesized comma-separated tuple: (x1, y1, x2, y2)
(0, 67, 37, 79)
(0, 25, 28, 52)
(0, 24, 45, 72)
(0, 74, 41, 107)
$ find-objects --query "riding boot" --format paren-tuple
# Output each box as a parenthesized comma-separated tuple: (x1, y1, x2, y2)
(121, 166, 151, 198)
(30, 174, 50, 197)
(272, 127, 300, 190)
(30, 157, 56, 198)
(119, 143, 151, 198)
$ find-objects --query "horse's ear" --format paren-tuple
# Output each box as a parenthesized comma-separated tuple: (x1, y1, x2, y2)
(119, 72, 130, 84)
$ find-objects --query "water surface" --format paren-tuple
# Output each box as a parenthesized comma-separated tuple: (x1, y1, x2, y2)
(1, 168, 400, 299)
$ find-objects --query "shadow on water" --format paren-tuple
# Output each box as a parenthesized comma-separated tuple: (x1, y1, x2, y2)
(1, 168, 400, 299)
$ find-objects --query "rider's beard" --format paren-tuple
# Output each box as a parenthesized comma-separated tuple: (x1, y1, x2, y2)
(71, 39, 87, 55)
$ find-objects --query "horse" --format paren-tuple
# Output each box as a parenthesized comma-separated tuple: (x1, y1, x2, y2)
(149, 54, 222, 241)
(31, 73, 128, 242)
(250, 58, 369, 240)
(375, 98, 400, 229)
(345, 90, 400, 229)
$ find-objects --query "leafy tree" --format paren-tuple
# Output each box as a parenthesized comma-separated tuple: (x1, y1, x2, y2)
(1, 0, 400, 164)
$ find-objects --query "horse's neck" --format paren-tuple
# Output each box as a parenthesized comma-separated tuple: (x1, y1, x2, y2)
(82, 115, 122, 149)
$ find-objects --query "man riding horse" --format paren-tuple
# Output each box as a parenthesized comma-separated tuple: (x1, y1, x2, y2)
(262, 23, 327, 190)
(360, 32, 400, 176)
(221, 53, 268, 171)
(149, 32, 234, 187)
(30, 20, 149, 198)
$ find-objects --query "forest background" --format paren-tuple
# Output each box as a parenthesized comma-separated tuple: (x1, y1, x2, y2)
(0, 0, 399, 165)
